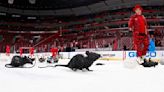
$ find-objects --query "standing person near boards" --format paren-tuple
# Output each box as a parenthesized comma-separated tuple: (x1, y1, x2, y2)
(128, 4, 149, 64)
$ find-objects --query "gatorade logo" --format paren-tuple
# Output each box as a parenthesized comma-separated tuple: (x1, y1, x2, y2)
(128, 52, 156, 57)
(129, 52, 137, 57)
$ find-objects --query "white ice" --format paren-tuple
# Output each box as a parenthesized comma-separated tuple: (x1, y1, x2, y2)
(0, 58, 164, 92)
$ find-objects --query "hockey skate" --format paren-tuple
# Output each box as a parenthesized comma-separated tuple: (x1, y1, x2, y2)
(136, 57, 144, 64)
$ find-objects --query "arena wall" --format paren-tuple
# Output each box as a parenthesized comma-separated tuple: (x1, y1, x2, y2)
(60, 51, 164, 61)
(0, 51, 164, 62)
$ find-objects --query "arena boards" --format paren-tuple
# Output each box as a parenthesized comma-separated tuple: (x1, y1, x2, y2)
(0, 51, 163, 62)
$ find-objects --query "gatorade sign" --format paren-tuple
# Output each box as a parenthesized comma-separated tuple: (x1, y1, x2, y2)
(128, 52, 156, 58)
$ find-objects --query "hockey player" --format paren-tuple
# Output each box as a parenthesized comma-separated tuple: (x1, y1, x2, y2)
(128, 4, 149, 63)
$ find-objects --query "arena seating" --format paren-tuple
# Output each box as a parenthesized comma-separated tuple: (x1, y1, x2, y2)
(0, 6, 163, 52)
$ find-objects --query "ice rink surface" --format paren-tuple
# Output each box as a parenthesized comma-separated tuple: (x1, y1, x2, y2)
(0, 58, 164, 92)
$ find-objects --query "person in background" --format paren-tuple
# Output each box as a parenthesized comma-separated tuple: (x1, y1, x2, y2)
(50, 47, 59, 63)
(30, 47, 34, 57)
(51, 47, 58, 57)
(112, 38, 118, 51)
(19, 47, 23, 57)
(147, 34, 156, 62)
(148, 34, 156, 52)
(6, 45, 10, 56)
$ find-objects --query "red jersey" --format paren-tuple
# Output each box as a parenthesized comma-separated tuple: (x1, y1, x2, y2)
(6, 45, 10, 53)
(128, 14, 147, 34)
(20, 47, 23, 56)
(51, 48, 58, 56)
(30, 47, 34, 55)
